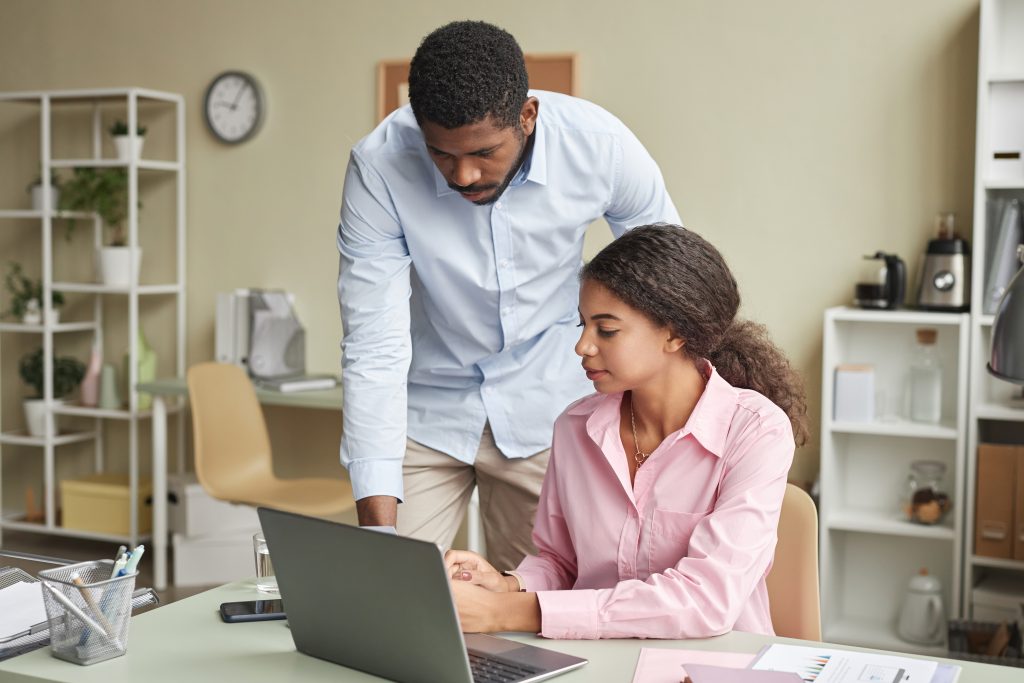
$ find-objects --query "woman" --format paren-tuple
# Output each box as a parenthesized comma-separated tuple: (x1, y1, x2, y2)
(445, 224, 809, 639)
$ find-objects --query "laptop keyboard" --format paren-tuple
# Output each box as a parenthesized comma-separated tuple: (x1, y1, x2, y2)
(469, 652, 542, 683)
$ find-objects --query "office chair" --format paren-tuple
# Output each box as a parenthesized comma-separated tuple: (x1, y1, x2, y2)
(766, 483, 822, 640)
(187, 362, 355, 518)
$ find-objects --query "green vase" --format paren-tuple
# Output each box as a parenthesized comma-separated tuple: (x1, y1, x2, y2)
(123, 329, 157, 410)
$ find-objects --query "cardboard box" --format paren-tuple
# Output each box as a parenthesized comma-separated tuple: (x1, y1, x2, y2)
(172, 528, 259, 587)
(167, 473, 259, 537)
(975, 444, 1017, 559)
(60, 473, 152, 536)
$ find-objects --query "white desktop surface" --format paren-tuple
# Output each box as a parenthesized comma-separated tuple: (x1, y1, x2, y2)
(0, 581, 1018, 682)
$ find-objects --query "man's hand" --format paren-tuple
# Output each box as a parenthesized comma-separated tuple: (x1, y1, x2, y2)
(444, 549, 516, 593)
(356, 495, 399, 527)
(450, 581, 541, 634)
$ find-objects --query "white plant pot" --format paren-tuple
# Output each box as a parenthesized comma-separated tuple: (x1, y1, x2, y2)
(99, 246, 143, 288)
(30, 184, 60, 212)
(21, 308, 60, 326)
(113, 135, 145, 161)
(23, 399, 48, 437)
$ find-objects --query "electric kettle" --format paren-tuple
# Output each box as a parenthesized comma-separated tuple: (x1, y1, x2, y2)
(896, 568, 946, 645)
(854, 252, 907, 310)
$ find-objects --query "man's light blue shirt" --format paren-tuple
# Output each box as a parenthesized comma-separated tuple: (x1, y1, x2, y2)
(337, 90, 680, 501)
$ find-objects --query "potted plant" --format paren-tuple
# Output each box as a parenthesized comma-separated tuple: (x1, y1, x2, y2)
(109, 120, 147, 161)
(2, 262, 64, 325)
(26, 168, 60, 212)
(19, 347, 85, 437)
(58, 167, 141, 287)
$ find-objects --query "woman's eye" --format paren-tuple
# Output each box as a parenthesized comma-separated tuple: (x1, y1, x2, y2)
(597, 329, 618, 338)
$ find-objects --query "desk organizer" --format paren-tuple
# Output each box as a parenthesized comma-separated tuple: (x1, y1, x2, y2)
(947, 619, 1024, 669)
(39, 560, 136, 665)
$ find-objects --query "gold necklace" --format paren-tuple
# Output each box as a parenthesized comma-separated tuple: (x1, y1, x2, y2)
(629, 394, 651, 468)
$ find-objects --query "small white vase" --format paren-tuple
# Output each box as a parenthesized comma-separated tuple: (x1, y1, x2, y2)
(22, 302, 61, 326)
(30, 184, 60, 212)
(23, 399, 48, 437)
(113, 135, 145, 161)
(98, 246, 143, 287)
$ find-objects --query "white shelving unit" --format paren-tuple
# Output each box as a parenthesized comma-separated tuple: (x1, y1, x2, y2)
(819, 306, 969, 656)
(962, 0, 1024, 617)
(0, 88, 185, 548)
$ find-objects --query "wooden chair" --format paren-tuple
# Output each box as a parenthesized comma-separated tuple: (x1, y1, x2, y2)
(766, 483, 822, 640)
(186, 362, 354, 518)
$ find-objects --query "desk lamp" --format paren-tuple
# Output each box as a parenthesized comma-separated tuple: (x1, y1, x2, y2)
(989, 245, 1024, 384)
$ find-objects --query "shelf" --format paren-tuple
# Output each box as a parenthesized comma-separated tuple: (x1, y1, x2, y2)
(975, 314, 995, 327)
(0, 321, 97, 334)
(0, 514, 150, 544)
(988, 72, 1024, 83)
(0, 87, 182, 104)
(825, 616, 948, 657)
(51, 403, 182, 420)
(0, 430, 97, 447)
(974, 402, 1024, 421)
(827, 306, 966, 326)
(828, 418, 959, 440)
(827, 509, 955, 540)
(51, 282, 182, 295)
(984, 179, 1024, 190)
(49, 159, 180, 172)
(971, 555, 1024, 571)
(0, 209, 93, 220)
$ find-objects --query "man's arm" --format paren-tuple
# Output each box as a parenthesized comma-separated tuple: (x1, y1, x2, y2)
(337, 149, 413, 521)
(604, 121, 681, 236)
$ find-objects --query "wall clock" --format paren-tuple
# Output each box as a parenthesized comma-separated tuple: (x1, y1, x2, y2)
(203, 71, 265, 144)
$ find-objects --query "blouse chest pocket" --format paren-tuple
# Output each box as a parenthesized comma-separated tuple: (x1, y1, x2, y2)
(648, 509, 707, 575)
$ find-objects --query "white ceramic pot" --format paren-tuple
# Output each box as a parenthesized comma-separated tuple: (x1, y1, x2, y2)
(99, 246, 143, 287)
(23, 399, 48, 437)
(21, 300, 61, 326)
(113, 135, 145, 161)
(30, 184, 60, 212)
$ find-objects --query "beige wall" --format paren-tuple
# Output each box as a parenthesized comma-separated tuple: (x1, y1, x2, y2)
(0, 0, 979, 510)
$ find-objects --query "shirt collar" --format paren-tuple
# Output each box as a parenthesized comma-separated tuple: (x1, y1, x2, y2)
(571, 361, 739, 459)
(430, 96, 548, 198)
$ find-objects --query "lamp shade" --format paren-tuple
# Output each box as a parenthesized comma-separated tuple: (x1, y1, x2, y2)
(989, 260, 1024, 385)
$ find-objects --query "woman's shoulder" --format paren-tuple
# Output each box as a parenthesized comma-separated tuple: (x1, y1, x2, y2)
(732, 387, 794, 443)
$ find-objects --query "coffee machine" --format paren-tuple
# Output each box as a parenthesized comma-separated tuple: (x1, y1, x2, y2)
(854, 252, 907, 310)
(916, 213, 970, 312)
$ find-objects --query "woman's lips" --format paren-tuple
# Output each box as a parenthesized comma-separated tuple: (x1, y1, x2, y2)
(585, 369, 607, 381)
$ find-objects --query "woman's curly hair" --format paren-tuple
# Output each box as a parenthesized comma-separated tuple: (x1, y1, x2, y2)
(581, 224, 810, 447)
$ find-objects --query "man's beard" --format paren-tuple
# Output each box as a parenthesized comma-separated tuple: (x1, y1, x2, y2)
(449, 128, 534, 206)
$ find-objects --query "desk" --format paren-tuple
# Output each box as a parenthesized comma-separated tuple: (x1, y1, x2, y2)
(0, 581, 1018, 682)
(138, 377, 344, 592)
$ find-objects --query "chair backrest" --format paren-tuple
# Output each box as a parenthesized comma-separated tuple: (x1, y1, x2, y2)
(186, 362, 275, 503)
(766, 483, 822, 640)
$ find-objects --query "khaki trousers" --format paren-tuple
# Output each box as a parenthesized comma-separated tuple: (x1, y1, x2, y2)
(396, 424, 550, 571)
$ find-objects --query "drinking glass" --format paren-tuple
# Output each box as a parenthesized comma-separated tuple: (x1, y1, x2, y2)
(253, 531, 278, 593)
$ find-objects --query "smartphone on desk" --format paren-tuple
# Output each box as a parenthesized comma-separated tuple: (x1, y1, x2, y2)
(219, 598, 286, 623)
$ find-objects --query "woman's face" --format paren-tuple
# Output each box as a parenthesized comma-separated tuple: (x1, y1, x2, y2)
(575, 279, 684, 394)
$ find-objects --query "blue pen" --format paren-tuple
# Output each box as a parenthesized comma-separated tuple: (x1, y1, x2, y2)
(121, 545, 145, 576)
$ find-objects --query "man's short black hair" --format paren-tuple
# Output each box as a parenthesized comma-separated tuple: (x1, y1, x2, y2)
(408, 21, 528, 129)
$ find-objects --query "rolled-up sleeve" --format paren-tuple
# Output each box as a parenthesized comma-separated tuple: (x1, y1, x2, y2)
(514, 443, 577, 592)
(536, 413, 794, 640)
(337, 150, 412, 502)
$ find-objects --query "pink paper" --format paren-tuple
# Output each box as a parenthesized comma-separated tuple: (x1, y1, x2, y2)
(632, 648, 756, 683)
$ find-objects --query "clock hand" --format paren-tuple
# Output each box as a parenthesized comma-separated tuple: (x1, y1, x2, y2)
(230, 82, 249, 111)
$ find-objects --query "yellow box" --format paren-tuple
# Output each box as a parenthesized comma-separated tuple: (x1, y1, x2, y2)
(60, 474, 152, 536)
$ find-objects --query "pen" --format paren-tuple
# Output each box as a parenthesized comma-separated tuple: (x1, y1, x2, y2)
(110, 553, 128, 579)
(113, 545, 127, 563)
(121, 545, 145, 576)
(70, 573, 115, 637)
(41, 582, 113, 642)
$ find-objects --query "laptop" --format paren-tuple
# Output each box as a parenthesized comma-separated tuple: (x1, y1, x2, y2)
(257, 507, 587, 683)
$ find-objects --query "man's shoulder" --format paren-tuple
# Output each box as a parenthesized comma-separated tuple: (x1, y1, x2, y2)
(533, 90, 628, 135)
(352, 105, 423, 161)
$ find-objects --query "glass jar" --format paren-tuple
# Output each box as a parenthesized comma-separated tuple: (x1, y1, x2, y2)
(909, 328, 941, 423)
(902, 460, 952, 525)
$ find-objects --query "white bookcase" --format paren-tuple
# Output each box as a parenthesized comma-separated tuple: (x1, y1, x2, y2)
(962, 0, 1024, 617)
(819, 307, 969, 656)
(0, 88, 185, 549)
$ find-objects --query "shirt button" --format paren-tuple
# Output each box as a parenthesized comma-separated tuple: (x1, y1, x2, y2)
(502, 307, 513, 316)
(499, 259, 510, 268)
(484, 386, 494, 394)
(496, 201, 503, 209)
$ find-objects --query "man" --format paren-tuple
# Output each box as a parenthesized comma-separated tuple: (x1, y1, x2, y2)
(337, 20, 679, 570)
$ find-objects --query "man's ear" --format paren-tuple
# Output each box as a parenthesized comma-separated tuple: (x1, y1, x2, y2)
(520, 97, 539, 136)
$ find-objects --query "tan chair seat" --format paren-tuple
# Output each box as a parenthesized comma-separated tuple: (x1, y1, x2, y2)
(766, 483, 821, 640)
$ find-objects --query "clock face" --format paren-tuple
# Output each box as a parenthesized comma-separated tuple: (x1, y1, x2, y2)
(204, 71, 264, 144)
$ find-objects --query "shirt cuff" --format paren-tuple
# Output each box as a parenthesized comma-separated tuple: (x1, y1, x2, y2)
(345, 457, 405, 502)
(536, 589, 602, 639)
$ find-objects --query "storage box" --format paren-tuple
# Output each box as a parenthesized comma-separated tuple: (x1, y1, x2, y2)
(975, 444, 1018, 559)
(972, 574, 1024, 626)
(60, 473, 152, 536)
(172, 528, 258, 587)
(834, 364, 875, 422)
(167, 473, 259, 537)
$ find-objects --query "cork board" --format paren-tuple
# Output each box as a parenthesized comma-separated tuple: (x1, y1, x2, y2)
(376, 53, 577, 122)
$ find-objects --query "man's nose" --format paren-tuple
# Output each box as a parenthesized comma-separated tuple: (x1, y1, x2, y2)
(452, 158, 482, 188)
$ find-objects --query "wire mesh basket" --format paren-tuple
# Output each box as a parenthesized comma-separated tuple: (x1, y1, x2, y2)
(38, 559, 137, 665)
